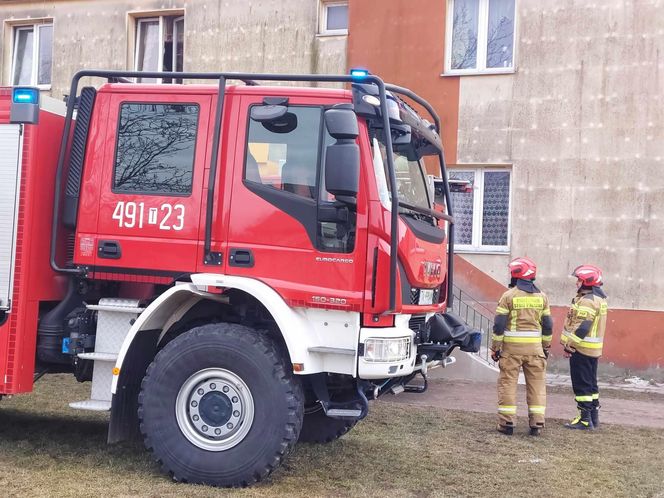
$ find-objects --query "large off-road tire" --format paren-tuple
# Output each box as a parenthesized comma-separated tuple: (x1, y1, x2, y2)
(138, 323, 303, 487)
(298, 404, 358, 443)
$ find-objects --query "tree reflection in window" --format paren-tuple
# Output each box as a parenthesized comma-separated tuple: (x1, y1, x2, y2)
(113, 103, 198, 195)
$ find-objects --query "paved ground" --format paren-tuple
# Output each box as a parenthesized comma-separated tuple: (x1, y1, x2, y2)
(388, 377, 664, 429)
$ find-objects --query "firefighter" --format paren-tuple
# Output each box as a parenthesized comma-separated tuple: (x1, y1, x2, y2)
(491, 257, 553, 436)
(561, 265, 608, 430)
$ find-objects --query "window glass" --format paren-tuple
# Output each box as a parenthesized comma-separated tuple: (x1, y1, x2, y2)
(451, 0, 479, 70)
(174, 17, 185, 73)
(448, 0, 515, 73)
(114, 103, 198, 195)
(245, 107, 321, 199)
(486, 0, 515, 68)
(326, 5, 349, 31)
(37, 24, 53, 85)
(481, 171, 510, 245)
(12, 28, 34, 85)
(449, 171, 475, 245)
(136, 20, 160, 82)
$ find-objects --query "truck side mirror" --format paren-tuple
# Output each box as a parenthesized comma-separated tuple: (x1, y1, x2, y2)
(324, 108, 360, 198)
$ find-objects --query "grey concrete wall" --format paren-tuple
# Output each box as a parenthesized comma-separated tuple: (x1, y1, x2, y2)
(456, 0, 664, 310)
(1, 0, 347, 98)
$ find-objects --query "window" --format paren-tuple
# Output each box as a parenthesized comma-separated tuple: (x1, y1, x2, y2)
(449, 168, 511, 251)
(445, 0, 515, 74)
(114, 103, 198, 195)
(11, 23, 53, 87)
(245, 107, 322, 199)
(134, 15, 184, 83)
(319, 1, 349, 35)
(244, 105, 356, 253)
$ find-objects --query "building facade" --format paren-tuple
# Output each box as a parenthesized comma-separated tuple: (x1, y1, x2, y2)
(0, 0, 348, 97)
(2, 0, 662, 369)
(349, 0, 663, 370)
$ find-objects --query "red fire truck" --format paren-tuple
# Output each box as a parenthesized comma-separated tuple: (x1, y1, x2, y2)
(1, 70, 478, 487)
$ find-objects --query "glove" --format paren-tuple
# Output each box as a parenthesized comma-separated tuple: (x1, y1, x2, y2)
(491, 350, 501, 362)
(563, 346, 575, 358)
(543, 349, 550, 359)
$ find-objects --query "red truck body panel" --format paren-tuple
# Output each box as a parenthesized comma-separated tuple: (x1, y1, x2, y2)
(0, 90, 68, 394)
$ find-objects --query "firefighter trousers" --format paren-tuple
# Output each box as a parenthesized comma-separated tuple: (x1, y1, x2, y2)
(497, 353, 547, 428)
(569, 351, 599, 411)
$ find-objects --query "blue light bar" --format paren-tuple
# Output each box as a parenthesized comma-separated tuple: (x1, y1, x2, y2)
(12, 87, 39, 104)
(350, 68, 370, 79)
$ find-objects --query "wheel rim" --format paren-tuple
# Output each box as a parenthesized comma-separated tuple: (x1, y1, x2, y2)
(175, 368, 254, 451)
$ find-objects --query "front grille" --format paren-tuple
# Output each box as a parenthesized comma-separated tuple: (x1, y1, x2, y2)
(408, 315, 427, 333)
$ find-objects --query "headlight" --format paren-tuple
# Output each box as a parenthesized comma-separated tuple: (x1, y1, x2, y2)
(364, 337, 411, 363)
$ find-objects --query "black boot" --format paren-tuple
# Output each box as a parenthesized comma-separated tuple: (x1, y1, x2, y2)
(497, 422, 514, 435)
(591, 403, 600, 429)
(529, 422, 544, 436)
(565, 409, 594, 430)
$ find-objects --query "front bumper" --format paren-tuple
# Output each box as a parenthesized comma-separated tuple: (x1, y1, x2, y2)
(357, 311, 481, 380)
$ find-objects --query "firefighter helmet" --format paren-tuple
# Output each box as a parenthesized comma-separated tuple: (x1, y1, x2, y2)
(508, 257, 537, 280)
(572, 265, 603, 286)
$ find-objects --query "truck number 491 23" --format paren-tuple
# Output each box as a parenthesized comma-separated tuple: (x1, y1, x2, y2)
(112, 201, 185, 231)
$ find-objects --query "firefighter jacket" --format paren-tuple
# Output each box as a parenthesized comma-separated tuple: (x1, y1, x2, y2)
(491, 279, 553, 355)
(560, 286, 608, 358)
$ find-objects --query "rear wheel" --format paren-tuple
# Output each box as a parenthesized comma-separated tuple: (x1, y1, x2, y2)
(138, 323, 303, 487)
(298, 404, 357, 443)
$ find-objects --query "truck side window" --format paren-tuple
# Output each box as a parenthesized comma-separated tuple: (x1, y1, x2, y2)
(113, 102, 199, 195)
(244, 106, 321, 199)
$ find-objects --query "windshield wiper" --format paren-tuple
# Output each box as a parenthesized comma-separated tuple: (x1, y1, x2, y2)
(398, 201, 454, 223)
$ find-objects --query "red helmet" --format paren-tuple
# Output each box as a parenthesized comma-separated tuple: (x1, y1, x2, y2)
(508, 257, 537, 280)
(572, 265, 603, 286)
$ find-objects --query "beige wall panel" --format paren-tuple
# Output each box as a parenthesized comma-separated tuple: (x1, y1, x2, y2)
(456, 0, 664, 310)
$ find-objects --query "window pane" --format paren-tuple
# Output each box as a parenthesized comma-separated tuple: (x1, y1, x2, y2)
(174, 18, 184, 73)
(245, 107, 322, 199)
(486, 0, 515, 68)
(38, 25, 53, 85)
(12, 28, 34, 85)
(326, 5, 349, 31)
(450, 171, 475, 245)
(481, 171, 510, 246)
(114, 103, 198, 195)
(451, 0, 479, 70)
(136, 20, 160, 82)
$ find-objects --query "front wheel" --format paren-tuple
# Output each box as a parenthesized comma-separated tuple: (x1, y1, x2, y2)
(138, 323, 303, 487)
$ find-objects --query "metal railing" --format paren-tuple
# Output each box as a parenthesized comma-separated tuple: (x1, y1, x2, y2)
(450, 285, 496, 365)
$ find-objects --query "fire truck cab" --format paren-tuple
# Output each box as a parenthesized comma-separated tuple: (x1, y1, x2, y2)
(1, 71, 479, 487)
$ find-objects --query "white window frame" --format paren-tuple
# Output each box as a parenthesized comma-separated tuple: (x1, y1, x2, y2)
(451, 167, 512, 253)
(318, 1, 349, 36)
(10, 22, 53, 89)
(443, 0, 517, 76)
(133, 14, 185, 84)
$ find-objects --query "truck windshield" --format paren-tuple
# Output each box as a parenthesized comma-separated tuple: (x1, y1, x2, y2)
(371, 130, 433, 213)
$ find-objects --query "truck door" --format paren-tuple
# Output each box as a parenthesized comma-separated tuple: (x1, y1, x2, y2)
(226, 96, 368, 311)
(92, 94, 211, 274)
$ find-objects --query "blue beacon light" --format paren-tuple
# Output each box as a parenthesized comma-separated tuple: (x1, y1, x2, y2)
(350, 68, 370, 78)
(12, 87, 39, 104)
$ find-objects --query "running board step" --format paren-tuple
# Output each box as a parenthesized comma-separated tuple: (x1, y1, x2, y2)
(77, 352, 118, 362)
(325, 408, 363, 418)
(69, 399, 112, 412)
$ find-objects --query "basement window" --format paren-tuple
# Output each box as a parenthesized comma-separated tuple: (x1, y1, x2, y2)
(319, 1, 349, 35)
(444, 0, 516, 75)
(134, 15, 184, 83)
(11, 22, 53, 87)
(449, 168, 511, 252)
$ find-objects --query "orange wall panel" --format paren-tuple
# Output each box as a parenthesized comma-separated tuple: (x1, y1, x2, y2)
(347, 0, 460, 166)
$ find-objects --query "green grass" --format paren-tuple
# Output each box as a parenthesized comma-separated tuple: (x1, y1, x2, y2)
(0, 374, 662, 497)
